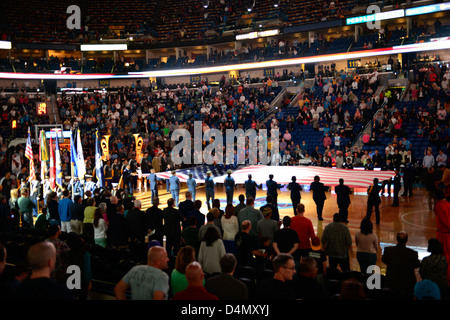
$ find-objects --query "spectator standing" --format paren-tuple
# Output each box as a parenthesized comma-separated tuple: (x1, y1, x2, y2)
(355, 218, 378, 274)
(198, 226, 226, 276)
(205, 254, 248, 300)
(114, 246, 170, 300)
(381, 231, 420, 298)
(321, 213, 352, 272)
(290, 203, 315, 258)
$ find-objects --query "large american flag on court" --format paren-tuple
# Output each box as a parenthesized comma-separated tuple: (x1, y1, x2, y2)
(153, 165, 396, 188)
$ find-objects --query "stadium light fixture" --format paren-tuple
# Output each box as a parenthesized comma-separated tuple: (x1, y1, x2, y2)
(0, 41, 12, 50)
(80, 44, 128, 51)
(274, 0, 281, 7)
(202, 0, 209, 8)
(2, 40, 450, 80)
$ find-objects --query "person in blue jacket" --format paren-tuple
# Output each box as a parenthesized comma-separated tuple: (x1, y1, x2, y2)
(224, 170, 236, 205)
(166, 170, 181, 207)
(147, 169, 163, 200)
(186, 173, 197, 201)
(204, 171, 215, 210)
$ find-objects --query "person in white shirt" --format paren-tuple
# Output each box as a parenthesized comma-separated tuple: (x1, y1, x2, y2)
(436, 150, 448, 167)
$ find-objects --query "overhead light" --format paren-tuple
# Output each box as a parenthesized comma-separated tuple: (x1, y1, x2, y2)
(80, 44, 128, 51)
(0, 41, 12, 50)
(202, 0, 209, 8)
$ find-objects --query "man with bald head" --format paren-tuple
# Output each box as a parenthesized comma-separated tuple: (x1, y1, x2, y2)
(15, 241, 73, 300)
(115, 246, 170, 300)
(173, 262, 218, 300)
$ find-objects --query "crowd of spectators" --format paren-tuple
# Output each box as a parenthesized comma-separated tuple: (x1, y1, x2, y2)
(0, 188, 448, 301)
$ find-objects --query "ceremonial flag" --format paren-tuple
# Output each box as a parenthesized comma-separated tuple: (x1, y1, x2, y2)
(25, 128, 36, 181)
(70, 130, 78, 178)
(39, 130, 48, 181)
(39, 130, 49, 162)
(76, 129, 86, 180)
(55, 133, 63, 189)
(95, 129, 104, 188)
(49, 136, 56, 191)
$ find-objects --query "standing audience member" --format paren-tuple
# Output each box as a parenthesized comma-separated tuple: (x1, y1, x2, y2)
(355, 218, 379, 274)
(221, 204, 239, 254)
(290, 203, 315, 258)
(173, 262, 218, 300)
(114, 246, 170, 300)
(127, 199, 147, 243)
(108, 204, 129, 248)
(257, 207, 279, 245)
(170, 245, 200, 296)
(93, 208, 108, 248)
(419, 238, 449, 296)
(47, 225, 70, 285)
(58, 189, 73, 233)
(15, 241, 73, 300)
(17, 188, 36, 229)
(198, 226, 226, 276)
(321, 213, 352, 272)
(205, 254, 248, 300)
(237, 197, 263, 237)
(273, 216, 299, 257)
(145, 197, 165, 246)
(70, 195, 85, 235)
(434, 189, 450, 284)
(381, 231, 420, 298)
(163, 198, 183, 259)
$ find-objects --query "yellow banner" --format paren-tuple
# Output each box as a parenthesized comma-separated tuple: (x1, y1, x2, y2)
(133, 133, 144, 164)
(100, 135, 110, 161)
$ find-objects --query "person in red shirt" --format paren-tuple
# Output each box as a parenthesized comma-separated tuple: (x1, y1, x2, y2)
(290, 203, 316, 259)
(173, 262, 219, 300)
(434, 190, 450, 285)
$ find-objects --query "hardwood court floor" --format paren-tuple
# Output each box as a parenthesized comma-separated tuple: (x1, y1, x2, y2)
(134, 183, 437, 274)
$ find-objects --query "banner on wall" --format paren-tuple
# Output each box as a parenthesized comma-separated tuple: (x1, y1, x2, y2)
(190, 75, 201, 83)
(263, 68, 275, 77)
(98, 79, 110, 87)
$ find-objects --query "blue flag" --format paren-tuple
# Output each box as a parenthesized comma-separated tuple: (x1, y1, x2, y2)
(95, 130, 104, 188)
(70, 130, 78, 179)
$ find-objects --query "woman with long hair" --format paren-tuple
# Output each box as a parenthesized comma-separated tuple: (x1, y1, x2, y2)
(355, 218, 378, 274)
(93, 208, 107, 248)
(170, 245, 204, 296)
(198, 226, 226, 276)
(221, 204, 239, 254)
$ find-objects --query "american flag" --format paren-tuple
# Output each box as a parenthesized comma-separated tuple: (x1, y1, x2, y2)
(25, 128, 33, 161)
(152, 164, 395, 188)
(25, 128, 36, 181)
